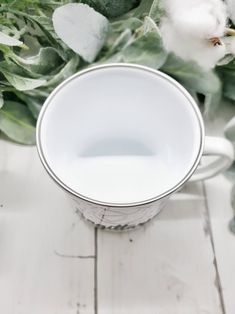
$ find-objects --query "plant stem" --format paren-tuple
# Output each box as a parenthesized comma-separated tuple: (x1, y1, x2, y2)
(225, 27, 235, 36)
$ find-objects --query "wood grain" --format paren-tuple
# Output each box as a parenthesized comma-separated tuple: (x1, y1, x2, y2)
(0, 140, 95, 314)
(97, 183, 223, 314)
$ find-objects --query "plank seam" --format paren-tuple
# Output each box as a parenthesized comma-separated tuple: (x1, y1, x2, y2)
(94, 227, 98, 314)
(202, 181, 226, 314)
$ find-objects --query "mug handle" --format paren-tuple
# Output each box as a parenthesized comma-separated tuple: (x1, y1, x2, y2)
(190, 136, 234, 181)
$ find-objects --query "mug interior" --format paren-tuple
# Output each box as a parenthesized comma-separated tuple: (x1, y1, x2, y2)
(37, 64, 203, 205)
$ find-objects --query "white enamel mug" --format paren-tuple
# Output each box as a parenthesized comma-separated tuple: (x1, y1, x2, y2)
(36, 64, 234, 230)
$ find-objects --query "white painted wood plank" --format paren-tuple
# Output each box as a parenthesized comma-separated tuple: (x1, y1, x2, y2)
(205, 175, 235, 314)
(97, 183, 222, 314)
(203, 98, 235, 314)
(0, 139, 95, 314)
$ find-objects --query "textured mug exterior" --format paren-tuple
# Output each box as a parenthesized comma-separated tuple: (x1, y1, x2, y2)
(69, 192, 169, 230)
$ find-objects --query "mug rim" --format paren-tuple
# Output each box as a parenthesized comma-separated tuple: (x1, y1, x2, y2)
(36, 63, 205, 208)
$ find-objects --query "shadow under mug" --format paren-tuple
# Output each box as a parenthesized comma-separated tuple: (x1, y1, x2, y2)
(36, 63, 234, 230)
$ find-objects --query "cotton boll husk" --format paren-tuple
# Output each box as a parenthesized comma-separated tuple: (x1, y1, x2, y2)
(161, 18, 226, 70)
(163, 0, 227, 38)
(226, 0, 235, 24)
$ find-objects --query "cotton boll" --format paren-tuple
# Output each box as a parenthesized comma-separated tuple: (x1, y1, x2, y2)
(226, 0, 235, 24)
(163, 0, 227, 38)
(173, 3, 226, 38)
(160, 0, 227, 69)
(161, 18, 226, 70)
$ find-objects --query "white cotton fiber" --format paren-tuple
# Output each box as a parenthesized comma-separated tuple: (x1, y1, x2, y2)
(164, 0, 226, 38)
(160, 0, 227, 69)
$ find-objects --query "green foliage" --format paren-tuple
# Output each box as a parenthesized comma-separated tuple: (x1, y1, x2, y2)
(121, 32, 167, 69)
(0, 1, 80, 143)
(0, 101, 36, 144)
(161, 53, 221, 95)
(0, 0, 234, 150)
(81, 0, 140, 18)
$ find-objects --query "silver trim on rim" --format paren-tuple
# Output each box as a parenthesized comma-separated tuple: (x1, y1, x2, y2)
(36, 63, 205, 208)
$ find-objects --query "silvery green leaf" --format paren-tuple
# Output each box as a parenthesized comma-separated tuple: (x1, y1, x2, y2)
(0, 31, 23, 46)
(26, 98, 43, 119)
(217, 54, 235, 66)
(220, 70, 235, 101)
(161, 53, 220, 95)
(225, 116, 235, 142)
(103, 52, 124, 63)
(0, 101, 36, 145)
(223, 36, 235, 55)
(0, 69, 46, 91)
(53, 3, 109, 63)
(46, 55, 80, 88)
(15, 47, 62, 75)
(20, 35, 42, 58)
(81, 0, 140, 18)
(122, 32, 167, 69)
(111, 18, 142, 33)
(109, 29, 133, 54)
(149, 0, 165, 22)
(15, 91, 44, 119)
(0, 92, 3, 109)
(5, 10, 70, 61)
(182, 86, 199, 103)
(204, 88, 222, 117)
(0, 59, 42, 80)
(143, 16, 161, 35)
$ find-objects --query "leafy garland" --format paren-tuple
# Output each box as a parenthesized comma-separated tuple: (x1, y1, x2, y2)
(1, 0, 235, 229)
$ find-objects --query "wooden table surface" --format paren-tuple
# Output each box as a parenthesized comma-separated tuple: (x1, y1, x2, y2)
(0, 108, 235, 314)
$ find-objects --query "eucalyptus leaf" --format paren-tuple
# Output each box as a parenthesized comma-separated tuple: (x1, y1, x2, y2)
(81, 0, 140, 18)
(0, 68, 46, 91)
(121, 32, 167, 69)
(161, 53, 221, 95)
(225, 116, 235, 142)
(53, 3, 109, 63)
(0, 101, 36, 145)
(0, 30, 23, 46)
